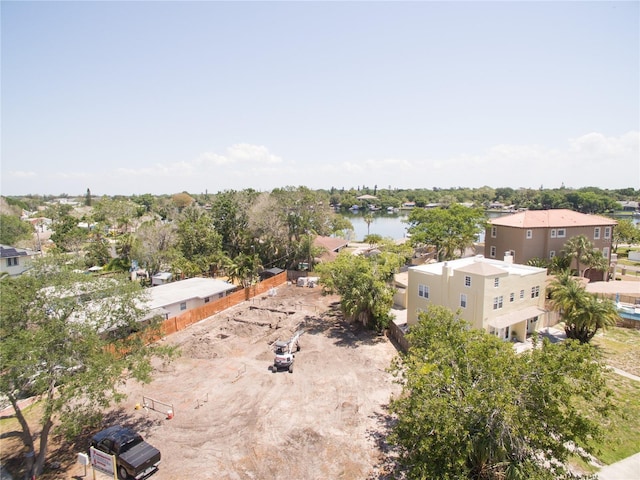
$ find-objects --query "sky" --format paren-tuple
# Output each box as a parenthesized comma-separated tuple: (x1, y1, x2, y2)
(1, 1, 639, 197)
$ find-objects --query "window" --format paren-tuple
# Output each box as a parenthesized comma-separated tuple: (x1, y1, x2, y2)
(418, 284, 429, 299)
(531, 286, 540, 298)
(464, 275, 471, 287)
(603, 247, 610, 259)
(494, 278, 500, 287)
(180, 302, 187, 311)
(594, 227, 601, 240)
(460, 294, 467, 308)
(550, 229, 556, 238)
(549, 250, 556, 259)
(491, 226, 497, 238)
(493, 296, 504, 310)
(490, 246, 496, 258)
(510, 292, 515, 302)
(526, 229, 532, 239)
(604, 227, 611, 239)
(204, 297, 210, 303)
(520, 289, 525, 299)
(557, 229, 566, 238)
(6, 257, 18, 267)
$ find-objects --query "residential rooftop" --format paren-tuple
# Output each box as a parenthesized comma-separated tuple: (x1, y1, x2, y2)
(411, 255, 546, 277)
(147, 277, 236, 310)
(488, 209, 617, 228)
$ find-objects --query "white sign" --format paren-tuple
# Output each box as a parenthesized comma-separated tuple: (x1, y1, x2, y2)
(89, 446, 116, 476)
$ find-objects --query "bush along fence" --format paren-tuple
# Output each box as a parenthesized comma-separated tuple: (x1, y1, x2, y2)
(159, 272, 288, 337)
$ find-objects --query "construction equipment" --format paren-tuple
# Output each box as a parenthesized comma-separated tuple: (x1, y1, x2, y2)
(271, 330, 303, 373)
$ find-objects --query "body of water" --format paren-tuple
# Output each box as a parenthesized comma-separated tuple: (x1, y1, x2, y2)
(339, 211, 639, 243)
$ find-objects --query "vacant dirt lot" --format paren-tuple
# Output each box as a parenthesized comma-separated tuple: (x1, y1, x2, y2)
(57, 283, 401, 480)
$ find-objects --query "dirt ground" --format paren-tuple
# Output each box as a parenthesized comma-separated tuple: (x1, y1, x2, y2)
(55, 283, 401, 480)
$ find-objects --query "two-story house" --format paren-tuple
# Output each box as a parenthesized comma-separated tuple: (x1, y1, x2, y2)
(0, 245, 40, 276)
(407, 255, 547, 342)
(484, 209, 616, 275)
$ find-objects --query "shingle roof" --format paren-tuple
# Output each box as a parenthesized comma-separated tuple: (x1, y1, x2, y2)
(0, 245, 36, 258)
(488, 209, 617, 228)
(313, 236, 349, 252)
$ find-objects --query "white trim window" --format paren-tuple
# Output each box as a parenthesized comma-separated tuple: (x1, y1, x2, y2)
(520, 289, 525, 299)
(491, 226, 497, 238)
(7, 257, 18, 267)
(494, 277, 500, 287)
(594, 227, 601, 240)
(603, 247, 610, 259)
(531, 286, 540, 298)
(464, 275, 471, 287)
(510, 292, 515, 302)
(418, 284, 429, 299)
(490, 246, 496, 258)
(180, 302, 187, 311)
(549, 250, 556, 259)
(526, 229, 533, 239)
(493, 296, 504, 310)
(460, 293, 467, 308)
(550, 229, 556, 238)
(604, 227, 611, 239)
(557, 229, 566, 238)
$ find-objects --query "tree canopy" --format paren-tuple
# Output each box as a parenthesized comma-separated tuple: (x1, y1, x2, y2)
(0, 254, 174, 477)
(406, 204, 485, 261)
(548, 273, 619, 343)
(389, 305, 612, 480)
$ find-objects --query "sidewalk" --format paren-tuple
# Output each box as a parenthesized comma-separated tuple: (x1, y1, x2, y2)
(598, 452, 640, 480)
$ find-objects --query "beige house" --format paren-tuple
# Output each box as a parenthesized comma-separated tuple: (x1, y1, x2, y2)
(484, 209, 616, 275)
(407, 255, 547, 342)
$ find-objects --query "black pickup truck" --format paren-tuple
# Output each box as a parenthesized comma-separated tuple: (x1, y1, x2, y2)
(90, 425, 161, 480)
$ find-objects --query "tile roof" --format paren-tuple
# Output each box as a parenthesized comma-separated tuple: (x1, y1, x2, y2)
(488, 209, 617, 228)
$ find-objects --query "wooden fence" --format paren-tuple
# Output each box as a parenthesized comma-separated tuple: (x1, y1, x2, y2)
(159, 272, 287, 337)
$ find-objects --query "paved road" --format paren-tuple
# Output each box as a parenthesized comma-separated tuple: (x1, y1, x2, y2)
(598, 452, 640, 480)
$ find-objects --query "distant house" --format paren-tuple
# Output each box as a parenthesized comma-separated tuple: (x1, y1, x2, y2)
(617, 201, 639, 212)
(259, 267, 285, 281)
(146, 277, 237, 319)
(484, 209, 616, 279)
(151, 272, 173, 286)
(0, 245, 39, 276)
(313, 236, 350, 263)
(407, 254, 547, 342)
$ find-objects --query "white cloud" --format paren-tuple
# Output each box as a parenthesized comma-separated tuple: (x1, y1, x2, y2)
(226, 144, 283, 164)
(8, 170, 36, 178)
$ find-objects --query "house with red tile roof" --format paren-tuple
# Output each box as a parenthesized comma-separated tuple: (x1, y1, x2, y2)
(484, 209, 616, 279)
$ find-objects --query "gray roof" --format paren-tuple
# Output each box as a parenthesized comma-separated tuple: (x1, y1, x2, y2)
(0, 245, 38, 258)
(147, 277, 236, 309)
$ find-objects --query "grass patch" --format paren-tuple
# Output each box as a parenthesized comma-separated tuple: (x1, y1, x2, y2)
(595, 373, 640, 464)
(592, 327, 640, 377)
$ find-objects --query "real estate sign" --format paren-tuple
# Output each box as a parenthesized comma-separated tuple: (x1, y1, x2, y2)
(89, 446, 116, 479)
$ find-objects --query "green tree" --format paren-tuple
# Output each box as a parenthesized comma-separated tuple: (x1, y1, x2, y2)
(0, 255, 174, 478)
(548, 274, 619, 343)
(562, 235, 593, 277)
(84, 234, 112, 268)
(133, 221, 178, 277)
(226, 252, 262, 288)
(175, 206, 224, 276)
(389, 305, 611, 480)
(0, 214, 33, 245)
(50, 216, 89, 253)
(406, 204, 485, 261)
(315, 250, 402, 331)
(613, 219, 640, 251)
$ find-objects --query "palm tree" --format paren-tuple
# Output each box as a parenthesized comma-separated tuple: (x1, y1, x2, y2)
(562, 235, 593, 277)
(583, 249, 611, 281)
(363, 213, 374, 237)
(548, 273, 619, 343)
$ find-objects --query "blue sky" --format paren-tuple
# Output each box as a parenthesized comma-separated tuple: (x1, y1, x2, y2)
(2, 1, 638, 196)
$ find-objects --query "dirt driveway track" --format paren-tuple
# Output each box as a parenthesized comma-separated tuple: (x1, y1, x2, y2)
(99, 284, 400, 480)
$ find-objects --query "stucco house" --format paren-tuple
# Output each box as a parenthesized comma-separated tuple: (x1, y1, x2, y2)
(407, 254, 547, 342)
(0, 245, 40, 276)
(484, 209, 616, 275)
(146, 277, 237, 320)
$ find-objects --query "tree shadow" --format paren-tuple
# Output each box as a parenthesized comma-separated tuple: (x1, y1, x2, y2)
(302, 302, 388, 349)
(365, 408, 404, 480)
